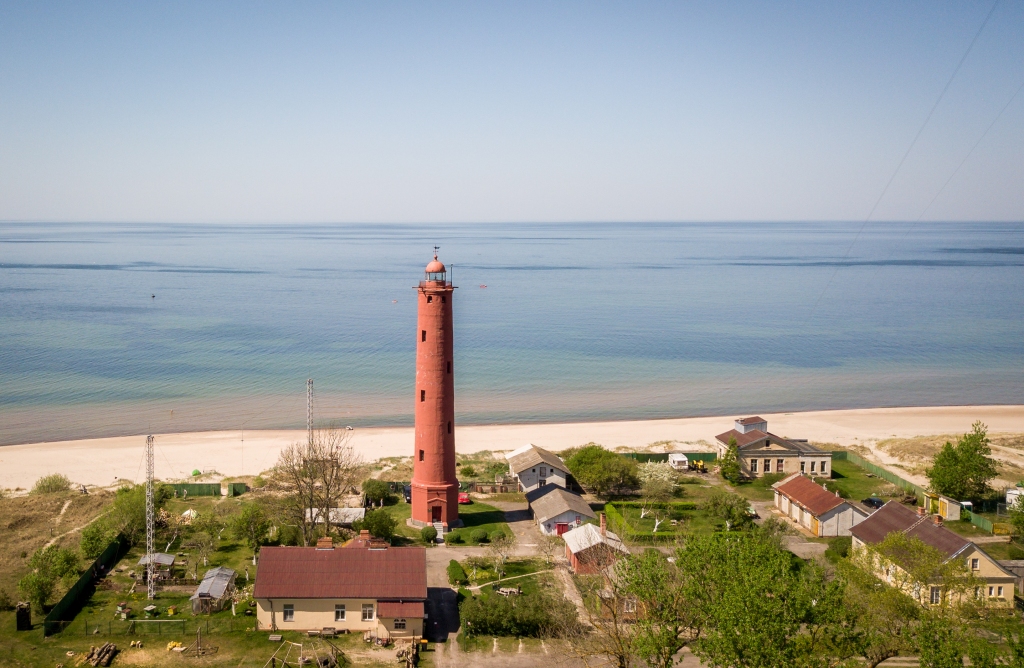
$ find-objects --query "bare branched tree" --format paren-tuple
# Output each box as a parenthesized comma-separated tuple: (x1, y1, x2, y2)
(486, 532, 518, 580)
(556, 542, 639, 668)
(273, 424, 361, 546)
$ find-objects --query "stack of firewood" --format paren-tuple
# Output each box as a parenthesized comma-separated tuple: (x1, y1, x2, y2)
(85, 642, 118, 667)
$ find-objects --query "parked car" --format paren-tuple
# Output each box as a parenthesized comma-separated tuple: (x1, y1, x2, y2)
(458, 492, 471, 504)
(403, 485, 412, 503)
(861, 496, 885, 510)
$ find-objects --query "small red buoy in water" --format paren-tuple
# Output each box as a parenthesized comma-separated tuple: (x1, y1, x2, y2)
(392, 300, 398, 303)
(479, 284, 487, 289)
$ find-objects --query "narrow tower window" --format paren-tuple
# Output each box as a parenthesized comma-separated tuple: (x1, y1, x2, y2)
(420, 390, 425, 402)
(421, 330, 426, 342)
(447, 361, 451, 374)
(419, 450, 424, 461)
(447, 421, 452, 434)
(427, 296, 432, 303)
(441, 296, 446, 303)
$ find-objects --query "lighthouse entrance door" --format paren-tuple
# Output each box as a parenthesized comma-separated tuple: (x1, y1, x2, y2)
(431, 505, 442, 522)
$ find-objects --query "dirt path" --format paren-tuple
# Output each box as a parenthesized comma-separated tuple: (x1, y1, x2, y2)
(44, 509, 109, 549)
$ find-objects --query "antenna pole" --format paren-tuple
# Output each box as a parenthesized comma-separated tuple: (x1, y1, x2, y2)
(307, 379, 313, 445)
(146, 434, 155, 600)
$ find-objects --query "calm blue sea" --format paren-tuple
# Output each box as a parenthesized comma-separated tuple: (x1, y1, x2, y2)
(1, 221, 1023, 445)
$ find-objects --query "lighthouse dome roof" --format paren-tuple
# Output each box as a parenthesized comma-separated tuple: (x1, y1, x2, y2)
(426, 258, 445, 273)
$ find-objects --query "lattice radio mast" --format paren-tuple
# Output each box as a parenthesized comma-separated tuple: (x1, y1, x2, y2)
(145, 434, 155, 600)
(307, 378, 313, 445)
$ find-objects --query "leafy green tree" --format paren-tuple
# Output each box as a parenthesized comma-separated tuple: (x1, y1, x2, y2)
(420, 526, 438, 543)
(719, 438, 741, 483)
(1008, 494, 1024, 538)
(925, 421, 998, 502)
(79, 521, 115, 560)
(917, 614, 965, 668)
(232, 502, 272, 564)
(446, 559, 467, 586)
(18, 546, 80, 611)
(700, 489, 752, 530)
(676, 529, 831, 668)
(108, 483, 172, 546)
(564, 444, 640, 497)
(617, 549, 693, 668)
(833, 557, 920, 667)
(361, 479, 393, 506)
(354, 508, 397, 541)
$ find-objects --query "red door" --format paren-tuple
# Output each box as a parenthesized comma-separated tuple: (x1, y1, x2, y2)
(431, 505, 442, 522)
(555, 523, 569, 536)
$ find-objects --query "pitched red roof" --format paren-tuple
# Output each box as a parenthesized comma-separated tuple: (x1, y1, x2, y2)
(851, 502, 970, 559)
(377, 601, 425, 618)
(774, 474, 846, 516)
(253, 546, 426, 600)
(738, 416, 766, 425)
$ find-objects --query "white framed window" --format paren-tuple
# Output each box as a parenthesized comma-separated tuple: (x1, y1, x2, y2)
(998, 586, 1004, 597)
(930, 587, 941, 604)
(800, 461, 806, 473)
(394, 618, 406, 630)
(810, 461, 816, 473)
(623, 599, 636, 613)
(763, 459, 771, 473)
(989, 586, 995, 597)
(820, 460, 827, 473)
(777, 459, 784, 472)
(970, 558, 980, 570)
(335, 604, 346, 621)
(750, 460, 758, 473)
(362, 604, 375, 621)
(283, 604, 294, 622)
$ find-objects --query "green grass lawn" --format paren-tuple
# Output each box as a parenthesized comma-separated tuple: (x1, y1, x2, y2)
(613, 503, 725, 537)
(826, 460, 905, 501)
(446, 501, 510, 545)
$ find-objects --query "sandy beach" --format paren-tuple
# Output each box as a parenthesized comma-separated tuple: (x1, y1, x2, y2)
(2, 405, 1024, 489)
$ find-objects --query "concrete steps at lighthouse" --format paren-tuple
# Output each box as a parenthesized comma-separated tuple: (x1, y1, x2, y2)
(433, 521, 445, 542)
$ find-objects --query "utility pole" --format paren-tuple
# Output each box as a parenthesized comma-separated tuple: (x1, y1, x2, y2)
(146, 434, 155, 600)
(307, 378, 313, 445)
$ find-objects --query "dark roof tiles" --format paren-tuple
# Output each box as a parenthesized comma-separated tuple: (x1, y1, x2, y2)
(850, 502, 969, 559)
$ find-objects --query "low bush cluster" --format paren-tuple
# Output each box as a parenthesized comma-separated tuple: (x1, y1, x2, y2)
(421, 526, 438, 543)
(447, 560, 468, 586)
(32, 473, 71, 495)
(460, 590, 576, 638)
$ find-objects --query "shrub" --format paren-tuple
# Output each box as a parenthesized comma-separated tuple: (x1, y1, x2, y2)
(461, 465, 477, 478)
(825, 536, 852, 563)
(0, 589, 13, 611)
(446, 531, 464, 544)
(252, 476, 266, 488)
(447, 559, 468, 586)
(421, 526, 438, 543)
(489, 530, 506, 542)
(355, 509, 398, 541)
(32, 473, 71, 495)
(470, 529, 489, 543)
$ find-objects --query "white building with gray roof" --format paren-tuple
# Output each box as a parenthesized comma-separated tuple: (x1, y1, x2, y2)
(506, 444, 569, 493)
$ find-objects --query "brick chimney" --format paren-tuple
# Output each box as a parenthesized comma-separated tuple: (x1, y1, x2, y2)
(360, 530, 370, 539)
(917, 506, 927, 516)
(933, 514, 943, 526)
(600, 513, 607, 537)
(316, 536, 334, 550)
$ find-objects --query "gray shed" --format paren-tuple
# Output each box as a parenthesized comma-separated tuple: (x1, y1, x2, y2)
(190, 566, 236, 614)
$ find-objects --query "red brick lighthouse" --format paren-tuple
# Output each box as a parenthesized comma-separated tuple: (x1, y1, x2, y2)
(410, 251, 460, 529)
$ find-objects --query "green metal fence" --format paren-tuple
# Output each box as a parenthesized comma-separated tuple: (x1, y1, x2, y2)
(225, 482, 247, 497)
(169, 483, 222, 497)
(44, 534, 130, 636)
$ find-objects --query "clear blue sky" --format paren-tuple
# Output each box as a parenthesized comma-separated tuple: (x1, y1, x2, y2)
(1, 1, 1022, 223)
